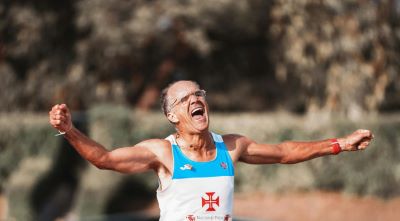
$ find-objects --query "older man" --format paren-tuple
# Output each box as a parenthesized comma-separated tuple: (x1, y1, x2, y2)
(49, 80, 373, 221)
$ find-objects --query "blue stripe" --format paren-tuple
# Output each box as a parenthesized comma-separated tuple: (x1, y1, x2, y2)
(172, 138, 234, 179)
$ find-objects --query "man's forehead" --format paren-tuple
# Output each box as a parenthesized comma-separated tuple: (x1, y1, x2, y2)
(168, 81, 199, 97)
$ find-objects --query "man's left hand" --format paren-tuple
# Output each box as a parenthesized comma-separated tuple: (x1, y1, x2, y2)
(338, 129, 374, 151)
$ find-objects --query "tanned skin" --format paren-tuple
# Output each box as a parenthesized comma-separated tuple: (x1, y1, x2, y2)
(49, 80, 374, 189)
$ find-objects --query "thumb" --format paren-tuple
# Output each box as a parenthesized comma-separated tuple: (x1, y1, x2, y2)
(59, 103, 68, 111)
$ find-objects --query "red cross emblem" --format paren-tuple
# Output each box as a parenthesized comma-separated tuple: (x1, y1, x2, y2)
(201, 192, 220, 211)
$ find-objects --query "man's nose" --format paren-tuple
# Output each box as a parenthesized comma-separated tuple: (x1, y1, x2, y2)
(189, 94, 201, 105)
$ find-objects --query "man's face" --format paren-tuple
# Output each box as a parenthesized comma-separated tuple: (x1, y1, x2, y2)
(167, 81, 209, 133)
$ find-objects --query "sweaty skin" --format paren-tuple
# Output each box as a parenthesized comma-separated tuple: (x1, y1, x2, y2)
(49, 80, 374, 191)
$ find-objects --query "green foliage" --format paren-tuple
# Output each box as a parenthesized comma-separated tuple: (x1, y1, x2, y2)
(1, 110, 399, 199)
(0, 115, 57, 188)
(88, 104, 175, 148)
(1, 0, 399, 114)
(89, 104, 137, 147)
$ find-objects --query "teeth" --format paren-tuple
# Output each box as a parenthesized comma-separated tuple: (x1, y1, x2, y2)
(191, 107, 203, 114)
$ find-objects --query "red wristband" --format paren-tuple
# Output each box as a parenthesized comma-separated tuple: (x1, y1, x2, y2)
(330, 138, 341, 155)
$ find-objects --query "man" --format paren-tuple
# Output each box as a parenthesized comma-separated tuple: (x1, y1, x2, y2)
(49, 80, 373, 221)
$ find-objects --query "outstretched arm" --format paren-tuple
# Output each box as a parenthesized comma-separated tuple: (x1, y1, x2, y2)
(229, 129, 373, 164)
(49, 104, 165, 174)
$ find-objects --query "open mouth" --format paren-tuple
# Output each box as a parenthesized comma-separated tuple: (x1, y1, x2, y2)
(191, 107, 205, 119)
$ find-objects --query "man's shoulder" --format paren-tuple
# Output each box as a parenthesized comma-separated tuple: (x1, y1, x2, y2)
(221, 134, 254, 151)
(133, 138, 173, 174)
(222, 133, 248, 143)
(220, 134, 250, 162)
(221, 134, 249, 150)
(136, 138, 172, 150)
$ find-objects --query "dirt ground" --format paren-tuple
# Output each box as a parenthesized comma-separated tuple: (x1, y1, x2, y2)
(232, 191, 400, 221)
(143, 191, 400, 221)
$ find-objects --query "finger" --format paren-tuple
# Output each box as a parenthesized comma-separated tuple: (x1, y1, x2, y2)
(360, 129, 372, 137)
(356, 129, 367, 134)
(60, 104, 69, 113)
(354, 137, 369, 148)
(369, 132, 374, 139)
(51, 104, 59, 111)
(49, 116, 55, 125)
(51, 112, 57, 119)
(50, 110, 57, 118)
(50, 119, 61, 127)
(358, 144, 368, 150)
(358, 140, 370, 149)
(54, 104, 65, 111)
(55, 114, 67, 121)
(56, 104, 64, 112)
(56, 108, 66, 116)
(359, 141, 369, 149)
(52, 119, 69, 129)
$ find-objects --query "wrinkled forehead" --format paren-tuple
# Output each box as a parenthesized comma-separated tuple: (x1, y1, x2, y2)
(168, 81, 200, 99)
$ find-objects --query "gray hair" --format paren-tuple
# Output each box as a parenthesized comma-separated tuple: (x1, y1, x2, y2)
(160, 80, 200, 116)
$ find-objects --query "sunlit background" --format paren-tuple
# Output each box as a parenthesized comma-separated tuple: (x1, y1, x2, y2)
(1, 0, 400, 221)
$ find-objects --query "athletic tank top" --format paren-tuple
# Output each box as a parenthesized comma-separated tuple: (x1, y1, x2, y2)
(157, 132, 234, 221)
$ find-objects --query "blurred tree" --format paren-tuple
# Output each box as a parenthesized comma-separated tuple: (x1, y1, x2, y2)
(103, 176, 156, 220)
(268, 0, 400, 119)
(29, 113, 88, 221)
(0, 0, 399, 115)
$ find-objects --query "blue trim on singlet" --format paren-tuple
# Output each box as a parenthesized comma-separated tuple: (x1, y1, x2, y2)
(171, 133, 234, 179)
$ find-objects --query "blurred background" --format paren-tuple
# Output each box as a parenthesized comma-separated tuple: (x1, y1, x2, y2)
(1, 0, 400, 220)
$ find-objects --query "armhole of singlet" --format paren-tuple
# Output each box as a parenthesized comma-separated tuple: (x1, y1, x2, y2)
(157, 135, 176, 192)
(167, 135, 176, 180)
(212, 132, 235, 170)
(211, 132, 224, 143)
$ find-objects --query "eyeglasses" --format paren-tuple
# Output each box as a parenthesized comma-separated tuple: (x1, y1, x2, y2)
(169, 90, 206, 111)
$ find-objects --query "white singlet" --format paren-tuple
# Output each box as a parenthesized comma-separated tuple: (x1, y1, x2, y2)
(157, 132, 234, 221)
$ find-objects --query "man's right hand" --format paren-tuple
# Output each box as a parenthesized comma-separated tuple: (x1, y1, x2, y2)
(49, 104, 73, 133)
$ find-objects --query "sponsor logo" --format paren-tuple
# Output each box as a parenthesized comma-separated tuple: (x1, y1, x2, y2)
(185, 215, 231, 221)
(180, 164, 193, 171)
(186, 215, 196, 221)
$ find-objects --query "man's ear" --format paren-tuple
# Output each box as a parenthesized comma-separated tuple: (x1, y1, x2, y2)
(167, 112, 179, 124)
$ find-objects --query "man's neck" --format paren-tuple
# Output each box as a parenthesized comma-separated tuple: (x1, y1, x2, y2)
(175, 130, 214, 152)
